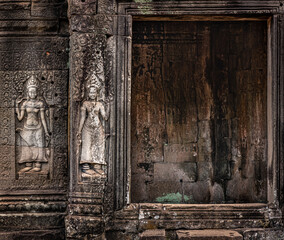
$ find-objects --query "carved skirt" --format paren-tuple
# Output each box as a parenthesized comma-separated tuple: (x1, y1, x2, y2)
(18, 124, 47, 163)
(80, 124, 106, 165)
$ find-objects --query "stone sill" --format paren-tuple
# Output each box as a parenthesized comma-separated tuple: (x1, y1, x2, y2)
(109, 203, 281, 232)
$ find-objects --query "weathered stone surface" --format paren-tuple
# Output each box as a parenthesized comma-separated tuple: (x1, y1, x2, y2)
(0, 213, 65, 231)
(69, 0, 97, 15)
(70, 14, 114, 34)
(0, 230, 64, 240)
(154, 163, 197, 183)
(176, 230, 243, 240)
(68, 204, 102, 215)
(140, 229, 166, 240)
(65, 216, 104, 239)
(164, 144, 197, 163)
(242, 229, 284, 240)
(0, 41, 69, 189)
(109, 203, 277, 232)
(0, 0, 68, 237)
(0, 1, 284, 239)
(131, 20, 267, 204)
(105, 231, 137, 240)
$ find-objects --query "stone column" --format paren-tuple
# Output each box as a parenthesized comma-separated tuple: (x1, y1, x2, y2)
(66, 0, 116, 239)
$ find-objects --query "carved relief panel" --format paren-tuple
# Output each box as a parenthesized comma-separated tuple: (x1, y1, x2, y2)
(71, 33, 113, 183)
(15, 75, 51, 177)
(0, 37, 68, 191)
(77, 73, 108, 179)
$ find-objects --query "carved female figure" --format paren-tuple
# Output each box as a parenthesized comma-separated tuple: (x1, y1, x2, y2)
(15, 76, 50, 173)
(77, 75, 108, 177)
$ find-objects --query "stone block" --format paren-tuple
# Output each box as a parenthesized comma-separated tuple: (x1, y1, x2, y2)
(210, 182, 225, 203)
(0, 230, 64, 240)
(197, 161, 213, 181)
(69, 0, 97, 15)
(163, 144, 197, 163)
(197, 138, 213, 160)
(184, 180, 210, 203)
(154, 163, 197, 183)
(198, 120, 211, 139)
(176, 230, 243, 240)
(140, 229, 166, 240)
(65, 216, 104, 239)
(243, 229, 284, 240)
(106, 231, 135, 240)
(0, 213, 65, 231)
(70, 14, 114, 34)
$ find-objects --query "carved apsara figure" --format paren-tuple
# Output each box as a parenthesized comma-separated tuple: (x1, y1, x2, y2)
(15, 75, 50, 173)
(77, 74, 108, 177)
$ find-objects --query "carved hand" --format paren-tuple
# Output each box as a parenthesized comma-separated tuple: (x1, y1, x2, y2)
(77, 132, 82, 144)
(16, 96, 24, 105)
(45, 132, 50, 142)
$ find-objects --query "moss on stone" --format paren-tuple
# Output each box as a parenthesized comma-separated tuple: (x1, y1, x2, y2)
(155, 192, 190, 203)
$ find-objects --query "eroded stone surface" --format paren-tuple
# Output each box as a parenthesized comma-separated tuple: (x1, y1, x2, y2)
(177, 230, 243, 240)
(0, 230, 64, 240)
(140, 229, 166, 240)
(131, 20, 267, 204)
(243, 229, 284, 240)
(0, 0, 284, 239)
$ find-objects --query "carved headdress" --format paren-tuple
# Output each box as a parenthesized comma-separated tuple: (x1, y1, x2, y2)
(85, 71, 104, 101)
(26, 75, 39, 89)
(86, 72, 101, 90)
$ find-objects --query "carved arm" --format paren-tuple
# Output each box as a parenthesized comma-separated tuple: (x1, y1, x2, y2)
(99, 102, 109, 121)
(40, 109, 49, 138)
(77, 106, 87, 138)
(15, 99, 25, 121)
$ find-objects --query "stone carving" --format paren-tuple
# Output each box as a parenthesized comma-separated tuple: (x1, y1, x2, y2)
(71, 34, 107, 102)
(0, 108, 13, 179)
(77, 72, 108, 178)
(0, 36, 68, 188)
(15, 75, 51, 175)
(71, 15, 113, 34)
(0, 38, 68, 72)
(70, 0, 97, 15)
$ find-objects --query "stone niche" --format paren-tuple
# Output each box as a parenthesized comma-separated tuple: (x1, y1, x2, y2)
(131, 20, 267, 204)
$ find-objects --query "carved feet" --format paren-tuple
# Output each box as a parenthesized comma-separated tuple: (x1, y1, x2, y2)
(81, 163, 105, 178)
(30, 163, 42, 172)
(19, 163, 42, 173)
(19, 163, 33, 173)
(94, 168, 105, 176)
(82, 169, 97, 175)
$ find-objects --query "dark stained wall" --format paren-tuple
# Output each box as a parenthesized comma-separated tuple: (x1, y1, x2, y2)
(131, 21, 267, 204)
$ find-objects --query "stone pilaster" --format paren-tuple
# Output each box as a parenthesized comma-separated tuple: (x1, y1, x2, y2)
(66, 0, 116, 238)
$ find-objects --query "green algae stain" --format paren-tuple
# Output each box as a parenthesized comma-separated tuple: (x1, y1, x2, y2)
(155, 192, 189, 203)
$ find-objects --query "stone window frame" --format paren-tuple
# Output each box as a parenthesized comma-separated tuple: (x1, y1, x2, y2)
(114, 1, 284, 215)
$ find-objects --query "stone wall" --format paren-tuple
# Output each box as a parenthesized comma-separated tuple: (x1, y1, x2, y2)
(0, 0, 284, 239)
(131, 20, 267, 204)
(0, 0, 69, 239)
